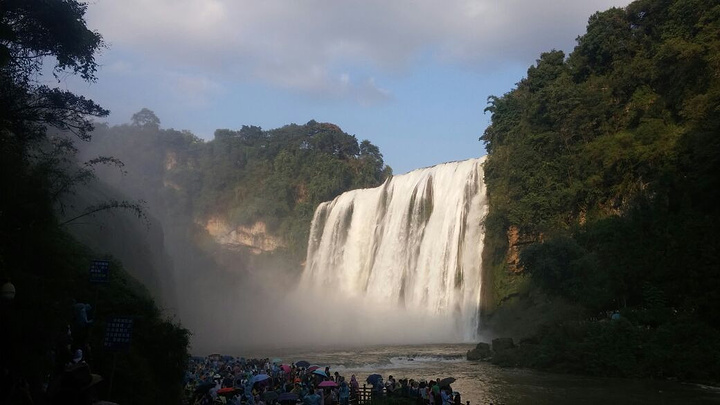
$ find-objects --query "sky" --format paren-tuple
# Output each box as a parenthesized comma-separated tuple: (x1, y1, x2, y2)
(61, 0, 631, 175)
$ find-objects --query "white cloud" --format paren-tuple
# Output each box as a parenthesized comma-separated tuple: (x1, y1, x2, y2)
(86, 0, 630, 100)
(162, 72, 223, 108)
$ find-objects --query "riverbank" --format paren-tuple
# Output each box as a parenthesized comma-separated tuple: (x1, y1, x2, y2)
(472, 316, 720, 385)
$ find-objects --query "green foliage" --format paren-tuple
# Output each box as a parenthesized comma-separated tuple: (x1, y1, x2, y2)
(84, 117, 392, 258)
(1, 2, 190, 403)
(131, 108, 161, 130)
(481, 0, 720, 381)
(494, 316, 720, 381)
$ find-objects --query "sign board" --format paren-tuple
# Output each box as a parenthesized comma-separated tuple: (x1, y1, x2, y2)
(103, 317, 133, 351)
(89, 260, 110, 284)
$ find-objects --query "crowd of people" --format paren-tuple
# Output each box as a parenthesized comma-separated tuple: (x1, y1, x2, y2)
(184, 355, 463, 405)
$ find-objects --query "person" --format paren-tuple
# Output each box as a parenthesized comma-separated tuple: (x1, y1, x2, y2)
(245, 379, 255, 405)
(339, 381, 349, 405)
(371, 378, 384, 400)
(385, 375, 395, 397)
(428, 381, 437, 405)
(47, 362, 108, 405)
(72, 301, 93, 346)
(440, 387, 452, 405)
(419, 381, 428, 404)
(209, 375, 222, 401)
(453, 391, 461, 405)
(73, 302, 93, 327)
(303, 389, 321, 405)
(349, 375, 359, 404)
(323, 388, 333, 405)
(70, 349, 84, 366)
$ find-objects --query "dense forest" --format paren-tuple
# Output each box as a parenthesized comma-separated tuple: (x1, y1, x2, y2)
(82, 114, 392, 260)
(75, 115, 393, 345)
(0, 1, 190, 403)
(481, 0, 720, 381)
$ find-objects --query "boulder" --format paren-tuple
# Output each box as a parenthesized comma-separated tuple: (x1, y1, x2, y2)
(466, 342, 492, 361)
(491, 337, 515, 353)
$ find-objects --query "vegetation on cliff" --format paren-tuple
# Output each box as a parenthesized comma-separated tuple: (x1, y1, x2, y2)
(83, 114, 392, 259)
(1, 1, 190, 402)
(481, 0, 720, 381)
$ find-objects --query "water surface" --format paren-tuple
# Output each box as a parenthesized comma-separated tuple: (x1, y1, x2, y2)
(238, 343, 720, 405)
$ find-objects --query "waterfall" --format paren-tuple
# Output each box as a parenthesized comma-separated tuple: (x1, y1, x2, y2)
(301, 157, 488, 342)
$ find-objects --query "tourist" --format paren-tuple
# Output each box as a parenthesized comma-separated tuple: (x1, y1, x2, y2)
(339, 380, 350, 405)
(441, 387, 452, 405)
(304, 389, 321, 405)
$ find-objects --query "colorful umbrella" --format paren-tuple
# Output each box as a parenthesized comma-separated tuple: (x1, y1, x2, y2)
(366, 374, 382, 385)
(312, 370, 328, 377)
(439, 377, 456, 387)
(295, 361, 311, 368)
(307, 365, 320, 372)
(263, 391, 279, 402)
(251, 374, 271, 384)
(318, 380, 337, 387)
(280, 364, 291, 374)
(218, 387, 236, 396)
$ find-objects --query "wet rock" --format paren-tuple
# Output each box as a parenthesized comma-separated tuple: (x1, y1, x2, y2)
(492, 337, 515, 353)
(467, 342, 492, 360)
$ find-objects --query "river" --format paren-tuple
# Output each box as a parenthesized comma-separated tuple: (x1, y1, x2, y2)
(237, 343, 720, 405)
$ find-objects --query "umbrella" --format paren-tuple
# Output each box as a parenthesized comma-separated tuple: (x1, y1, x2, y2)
(439, 377, 456, 387)
(366, 374, 382, 385)
(263, 391, 279, 402)
(272, 358, 283, 364)
(251, 374, 271, 384)
(218, 387, 236, 396)
(278, 392, 298, 402)
(280, 365, 291, 374)
(318, 380, 337, 388)
(194, 381, 215, 394)
(312, 370, 328, 377)
(307, 365, 320, 372)
(295, 361, 311, 368)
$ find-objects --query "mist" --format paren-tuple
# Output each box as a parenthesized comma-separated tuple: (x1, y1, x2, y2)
(176, 264, 474, 355)
(171, 159, 488, 355)
(72, 123, 488, 356)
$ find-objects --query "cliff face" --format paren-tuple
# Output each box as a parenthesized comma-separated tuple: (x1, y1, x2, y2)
(203, 217, 285, 254)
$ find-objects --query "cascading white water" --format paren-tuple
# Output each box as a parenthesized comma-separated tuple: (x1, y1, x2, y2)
(301, 157, 488, 342)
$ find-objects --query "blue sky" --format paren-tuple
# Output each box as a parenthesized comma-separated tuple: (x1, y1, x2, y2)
(60, 0, 630, 174)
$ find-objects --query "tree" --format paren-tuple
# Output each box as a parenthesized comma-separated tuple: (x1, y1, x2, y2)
(0, 0, 108, 142)
(1, 3, 190, 403)
(131, 108, 161, 130)
(2, 0, 111, 263)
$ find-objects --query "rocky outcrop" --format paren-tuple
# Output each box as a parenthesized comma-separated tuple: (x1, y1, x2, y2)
(466, 342, 492, 360)
(466, 338, 516, 361)
(506, 226, 538, 273)
(492, 337, 515, 353)
(204, 217, 285, 254)
(165, 151, 178, 170)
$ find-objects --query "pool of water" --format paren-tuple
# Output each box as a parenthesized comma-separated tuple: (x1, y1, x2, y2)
(234, 343, 720, 405)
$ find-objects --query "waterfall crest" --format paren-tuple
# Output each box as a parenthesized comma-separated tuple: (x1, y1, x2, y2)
(301, 157, 488, 342)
